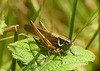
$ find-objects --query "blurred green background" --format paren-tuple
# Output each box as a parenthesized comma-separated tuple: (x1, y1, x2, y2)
(0, 0, 99, 71)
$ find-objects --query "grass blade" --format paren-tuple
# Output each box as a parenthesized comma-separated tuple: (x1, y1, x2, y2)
(49, 0, 53, 32)
(98, 5, 100, 66)
(85, 29, 99, 49)
(73, 8, 99, 42)
(69, 0, 77, 40)
(33, 0, 46, 22)
(11, 27, 18, 71)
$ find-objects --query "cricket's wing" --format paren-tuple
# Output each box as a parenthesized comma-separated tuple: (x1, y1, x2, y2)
(24, 24, 59, 41)
(24, 24, 38, 36)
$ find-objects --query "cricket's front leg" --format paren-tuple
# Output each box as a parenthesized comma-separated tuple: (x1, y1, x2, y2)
(70, 43, 76, 56)
(56, 48, 63, 64)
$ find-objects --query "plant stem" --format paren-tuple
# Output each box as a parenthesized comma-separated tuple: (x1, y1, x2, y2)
(11, 59, 16, 71)
(69, 1, 77, 70)
(98, 4, 100, 66)
(85, 29, 99, 49)
(40, 0, 46, 21)
(69, 0, 77, 40)
(0, 34, 6, 69)
(33, 0, 46, 22)
(11, 28, 18, 71)
(49, 0, 53, 32)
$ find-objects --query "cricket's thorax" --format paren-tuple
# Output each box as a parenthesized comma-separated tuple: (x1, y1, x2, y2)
(49, 36, 72, 49)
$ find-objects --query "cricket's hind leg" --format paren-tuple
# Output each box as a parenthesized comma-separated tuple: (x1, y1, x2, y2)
(39, 21, 48, 31)
(33, 37, 50, 61)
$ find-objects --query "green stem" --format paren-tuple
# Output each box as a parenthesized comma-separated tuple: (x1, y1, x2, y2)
(33, 0, 46, 22)
(98, 3, 100, 66)
(49, 0, 53, 32)
(73, 8, 99, 42)
(0, 34, 6, 68)
(85, 29, 99, 49)
(11, 59, 16, 71)
(11, 30, 18, 71)
(40, 0, 46, 21)
(69, 0, 77, 40)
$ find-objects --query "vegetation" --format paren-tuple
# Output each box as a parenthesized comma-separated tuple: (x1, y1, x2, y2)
(0, 0, 99, 71)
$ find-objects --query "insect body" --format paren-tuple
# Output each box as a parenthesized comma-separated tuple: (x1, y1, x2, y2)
(24, 21, 75, 64)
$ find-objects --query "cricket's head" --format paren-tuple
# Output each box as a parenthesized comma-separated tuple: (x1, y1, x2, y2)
(61, 39, 73, 51)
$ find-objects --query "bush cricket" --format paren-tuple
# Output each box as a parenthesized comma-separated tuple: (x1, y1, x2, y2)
(24, 20, 76, 64)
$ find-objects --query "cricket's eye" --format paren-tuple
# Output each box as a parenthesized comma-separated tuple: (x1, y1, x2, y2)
(65, 40, 72, 46)
(65, 41, 69, 44)
(64, 41, 69, 46)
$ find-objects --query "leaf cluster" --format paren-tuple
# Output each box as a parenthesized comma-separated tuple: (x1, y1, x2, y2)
(8, 38, 95, 71)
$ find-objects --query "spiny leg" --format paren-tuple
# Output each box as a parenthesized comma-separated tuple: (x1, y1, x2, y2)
(45, 47, 50, 61)
(33, 37, 51, 62)
(56, 49, 63, 64)
(70, 43, 76, 56)
(43, 45, 56, 62)
(46, 45, 63, 64)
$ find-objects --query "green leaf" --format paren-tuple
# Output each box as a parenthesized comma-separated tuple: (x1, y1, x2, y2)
(8, 38, 95, 71)
(0, 16, 7, 35)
